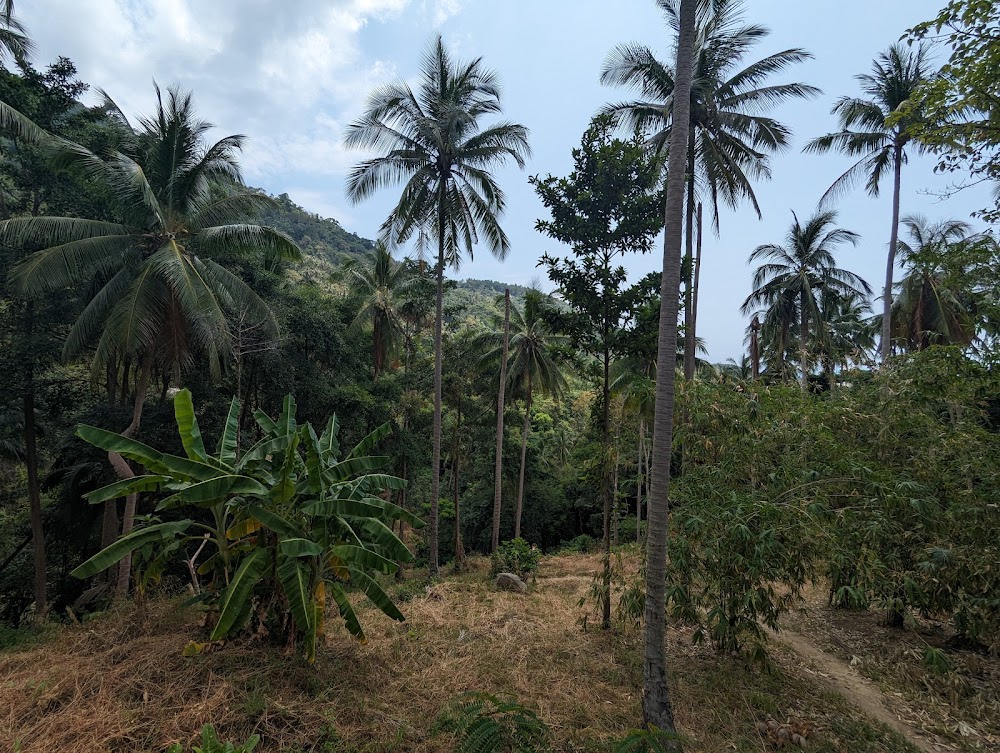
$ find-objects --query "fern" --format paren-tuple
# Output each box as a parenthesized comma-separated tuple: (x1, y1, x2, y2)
(612, 726, 682, 753)
(435, 692, 550, 753)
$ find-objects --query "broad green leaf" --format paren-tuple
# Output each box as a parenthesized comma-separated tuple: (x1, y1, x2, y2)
(277, 557, 314, 633)
(253, 408, 277, 435)
(156, 475, 269, 509)
(246, 505, 303, 538)
(226, 517, 263, 540)
(211, 548, 270, 640)
(174, 388, 208, 462)
(77, 425, 164, 469)
(357, 473, 407, 492)
(236, 434, 292, 469)
(357, 518, 413, 562)
(330, 544, 397, 574)
(329, 582, 366, 643)
(300, 423, 324, 495)
(216, 397, 242, 466)
(326, 455, 389, 483)
(319, 413, 340, 457)
(279, 537, 324, 558)
(347, 422, 392, 459)
(375, 498, 426, 529)
(349, 568, 405, 622)
(84, 475, 168, 504)
(278, 394, 297, 436)
(70, 520, 193, 579)
(302, 498, 384, 519)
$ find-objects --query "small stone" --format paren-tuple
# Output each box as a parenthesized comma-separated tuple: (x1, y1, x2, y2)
(495, 572, 528, 594)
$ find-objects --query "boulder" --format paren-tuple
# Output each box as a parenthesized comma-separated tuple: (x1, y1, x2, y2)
(494, 572, 528, 594)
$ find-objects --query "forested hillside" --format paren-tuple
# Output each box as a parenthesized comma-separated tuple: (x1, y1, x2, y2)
(1, 1, 1000, 751)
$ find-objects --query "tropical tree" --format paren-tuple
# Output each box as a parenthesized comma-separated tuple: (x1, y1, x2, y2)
(804, 43, 932, 362)
(640, 0, 695, 742)
(490, 288, 511, 551)
(0, 1, 31, 66)
(889, 216, 977, 352)
(601, 0, 819, 380)
(478, 289, 567, 539)
(341, 242, 415, 380)
(344, 35, 530, 577)
(742, 210, 870, 390)
(816, 288, 875, 381)
(2, 85, 300, 595)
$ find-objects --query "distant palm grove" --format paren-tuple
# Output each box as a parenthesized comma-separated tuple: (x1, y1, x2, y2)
(1, 1, 999, 752)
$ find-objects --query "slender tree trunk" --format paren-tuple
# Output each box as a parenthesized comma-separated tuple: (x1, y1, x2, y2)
(880, 141, 904, 363)
(491, 289, 511, 551)
(514, 374, 532, 540)
(373, 319, 384, 380)
(750, 316, 761, 380)
(601, 347, 612, 630)
(453, 398, 465, 568)
(636, 419, 645, 544)
(611, 436, 620, 548)
(21, 301, 46, 619)
(800, 291, 810, 392)
(642, 0, 695, 742)
(111, 355, 153, 598)
(682, 136, 697, 382)
(428, 201, 446, 578)
(691, 202, 703, 371)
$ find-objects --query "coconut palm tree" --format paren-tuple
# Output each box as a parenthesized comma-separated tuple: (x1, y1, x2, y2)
(601, 0, 819, 380)
(804, 43, 932, 363)
(344, 36, 530, 576)
(742, 210, 871, 390)
(341, 242, 415, 380)
(0, 1, 31, 66)
(889, 216, 977, 352)
(2, 85, 300, 595)
(478, 289, 567, 540)
(816, 289, 875, 384)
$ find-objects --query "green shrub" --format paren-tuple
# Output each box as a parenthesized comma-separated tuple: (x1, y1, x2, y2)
(559, 534, 597, 554)
(166, 724, 259, 753)
(434, 692, 550, 753)
(490, 538, 540, 580)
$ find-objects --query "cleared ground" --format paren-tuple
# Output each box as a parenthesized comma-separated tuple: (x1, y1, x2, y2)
(1, 552, 984, 752)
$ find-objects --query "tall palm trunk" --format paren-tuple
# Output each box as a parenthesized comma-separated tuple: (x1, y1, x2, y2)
(636, 418, 645, 544)
(601, 345, 612, 630)
(682, 136, 697, 381)
(750, 316, 761, 379)
(691, 202, 703, 369)
(453, 397, 465, 568)
(22, 301, 45, 619)
(428, 198, 446, 578)
(491, 289, 511, 550)
(642, 0, 695, 742)
(800, 290, 810, 392)
(880, 140, 903, 362)
(514, 372, 532, 540)
(112, 354, 153, 598)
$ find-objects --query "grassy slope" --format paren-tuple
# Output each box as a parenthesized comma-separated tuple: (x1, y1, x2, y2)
(0, 553, 922, 753)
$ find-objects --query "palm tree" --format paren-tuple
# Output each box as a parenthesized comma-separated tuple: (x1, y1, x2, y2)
(639, 0, 696, 741)
(612, 358, 655, 541)
(804, 43, 932, 363)
(341, 242, 415, 379)
(0, 1, 31, 66)
(601, 0, 819, 380)
(479, 290, 566, 540)
(890, 216, 977, 352)
(3, 85, 299, 595)
(742, 210, 871, 390)
(344, 36, 530, 576)
(816, 289, 875, 384)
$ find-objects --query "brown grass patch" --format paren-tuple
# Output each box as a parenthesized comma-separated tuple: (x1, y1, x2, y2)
(0, 553, 928, 752)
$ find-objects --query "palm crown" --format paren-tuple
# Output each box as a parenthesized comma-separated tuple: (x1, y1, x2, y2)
(3, 85, 299, 377)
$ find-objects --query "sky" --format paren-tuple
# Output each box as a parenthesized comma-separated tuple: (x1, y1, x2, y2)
(21, 0, 992, 362)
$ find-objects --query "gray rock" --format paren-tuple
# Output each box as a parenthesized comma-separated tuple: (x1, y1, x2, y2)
(494, 572, 528, 594)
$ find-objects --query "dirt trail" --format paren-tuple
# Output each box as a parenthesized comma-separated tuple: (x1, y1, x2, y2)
(772, 628, 940, 753)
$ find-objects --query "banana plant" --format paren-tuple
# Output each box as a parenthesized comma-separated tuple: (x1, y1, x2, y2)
(71, 389, 422, 662)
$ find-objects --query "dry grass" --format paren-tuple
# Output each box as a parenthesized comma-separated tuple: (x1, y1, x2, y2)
(0, 553, 926, 753)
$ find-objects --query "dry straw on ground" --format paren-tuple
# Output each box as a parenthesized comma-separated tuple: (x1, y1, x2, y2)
(0, 553, 933, 752)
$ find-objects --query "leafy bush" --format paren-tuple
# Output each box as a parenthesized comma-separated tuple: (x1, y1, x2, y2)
(71, 390, 424, 662)
(490, 538, 540, 580)
(558, 534, 597, 554)
(166, 724, 259, 753)
(435, 692, 550, 753)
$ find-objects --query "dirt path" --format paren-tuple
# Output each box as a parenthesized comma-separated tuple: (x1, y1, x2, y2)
(772, 628, 940, 753)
